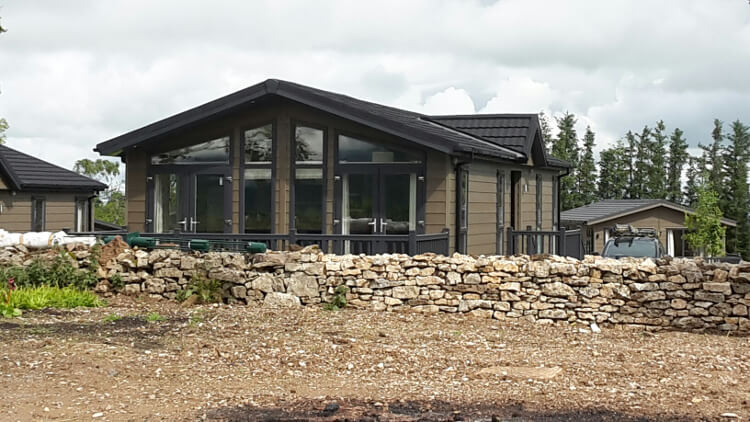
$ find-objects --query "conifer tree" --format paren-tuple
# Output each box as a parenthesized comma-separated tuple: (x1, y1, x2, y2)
(624, 131, 638, 199)
(577, 126, 598, 205)
(666, 127, 689, 203)
(539, 111, 553, 153)
(634, 126, 652, 198)
(551, 112, 580, 210)
(683, 156, 705, 207)
(597, 141, 629, 200)
(647, 121, 668, 199)
(722, 121, 750, 257)
(699, 119, 724, 194)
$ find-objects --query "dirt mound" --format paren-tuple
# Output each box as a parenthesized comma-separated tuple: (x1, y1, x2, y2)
(99, 236, 129, 266)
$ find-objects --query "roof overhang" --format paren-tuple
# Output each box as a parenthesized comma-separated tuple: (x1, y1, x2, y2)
(95, 79, 524, 162)
(568, 202, 737, 227)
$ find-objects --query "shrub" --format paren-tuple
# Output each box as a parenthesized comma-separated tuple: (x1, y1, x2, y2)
(0, 249, 99, 290)
(323, 285, 349, 311)
(189, 271, 222, 304)
(175, 287, 194, 303)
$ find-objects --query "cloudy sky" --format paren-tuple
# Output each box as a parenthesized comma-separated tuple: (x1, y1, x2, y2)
(1, 0, 749, 170)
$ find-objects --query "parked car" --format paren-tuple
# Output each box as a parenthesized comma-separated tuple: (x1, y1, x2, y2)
(601, 225, 666, 259)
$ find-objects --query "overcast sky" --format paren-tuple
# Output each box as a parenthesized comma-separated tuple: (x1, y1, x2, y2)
(1, 0, 750, 170)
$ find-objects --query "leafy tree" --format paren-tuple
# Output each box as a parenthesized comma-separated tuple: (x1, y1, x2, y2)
(538, 110, 553, 153)
(551, 112, 580, 210)
(684, 185, 726, 258)
(721, 120, 750, 257)
(577, 126, 597, 205)
(647, 121, 668, 199)
(666, 127, 689, 203)
(73, 158, 124, 225)
(597, 140, 629, 200)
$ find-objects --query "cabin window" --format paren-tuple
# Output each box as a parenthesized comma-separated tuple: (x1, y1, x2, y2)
(338, 135, 421, 163)
(243, 124, 274, 233)
(151, 137, 230, 165)
(75, 198, 92, 232)
(497, 171, 505, 255)
(293, 125, 325, 233)
(31, 197, 46, 232)
(536, 174, 543, 230)
(457, 166, 469, 254)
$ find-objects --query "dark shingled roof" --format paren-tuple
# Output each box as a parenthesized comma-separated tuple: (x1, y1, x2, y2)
(427, 114, 536, 155)
(0, 145, 107, 192)
(96, 79, 569, 168)
(561, 199, 736, 227)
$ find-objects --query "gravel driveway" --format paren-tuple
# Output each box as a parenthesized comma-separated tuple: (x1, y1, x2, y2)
(1, 296, 748, 421)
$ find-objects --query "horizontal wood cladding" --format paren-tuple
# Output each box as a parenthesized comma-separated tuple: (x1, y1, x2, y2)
(0, 192, 87, 232)
(467, 162, 497, 255)
(590, 206, 695, 253)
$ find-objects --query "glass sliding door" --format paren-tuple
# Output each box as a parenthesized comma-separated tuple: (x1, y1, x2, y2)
(154, 173, 185, 233)
(381, 173, 416, 235)
(342, 173, 376, 235)
(194, 174, 226, 233)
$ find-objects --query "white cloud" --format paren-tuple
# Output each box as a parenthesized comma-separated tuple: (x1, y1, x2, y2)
(0, 0, 749, 170)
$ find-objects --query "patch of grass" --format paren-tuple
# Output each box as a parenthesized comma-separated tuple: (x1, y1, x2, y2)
(189, 310, 204, 326)
(144, 312, 166, 322)
(1, 286, 103, 311)
(175, 287, 194, 303)
(102, 313, 122, 322)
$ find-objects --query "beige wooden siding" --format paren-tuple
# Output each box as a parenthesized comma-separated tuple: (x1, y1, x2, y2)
(125, 148, 148, 232)
(425, 150, 451, 241)
(0, 192, 84, 232)
(467, 162, 497, 255)
(590, 206, 695, 253)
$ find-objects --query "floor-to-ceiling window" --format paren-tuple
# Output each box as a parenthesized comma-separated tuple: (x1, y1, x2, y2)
(335, 133, 424, 254)
(149, 136, 231, 233)
(243, 123, 274, 233)
(292, 124, 325, 234)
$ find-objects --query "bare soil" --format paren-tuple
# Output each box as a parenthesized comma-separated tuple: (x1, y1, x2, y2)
(1, 296, 748, 421)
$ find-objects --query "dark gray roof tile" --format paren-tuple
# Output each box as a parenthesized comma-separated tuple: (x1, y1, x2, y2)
(0, 145, 107, 191)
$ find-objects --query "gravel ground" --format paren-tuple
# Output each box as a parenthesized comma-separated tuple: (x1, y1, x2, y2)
(1, 296, 749, 421)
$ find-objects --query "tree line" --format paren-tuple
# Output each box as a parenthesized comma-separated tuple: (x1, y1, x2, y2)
(547, 112, 750, 257)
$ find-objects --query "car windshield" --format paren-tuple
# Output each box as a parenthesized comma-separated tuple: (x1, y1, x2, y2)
(603, 238, 657, 258)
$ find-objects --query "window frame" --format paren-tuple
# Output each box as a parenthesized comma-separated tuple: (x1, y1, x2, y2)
(456, 165, 469, 254)
(290, 120, 327, 234)
(31, 196, 46, 232)
(536, 174, 543, 230)
(74, 196, 93, 232)
(497, 170, 505, 255)
(240, 119, 276, 234)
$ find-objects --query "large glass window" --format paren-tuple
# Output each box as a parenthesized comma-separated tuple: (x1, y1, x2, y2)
(338, 135, 421, 163)
(294, 125, 325, 233)
(244, 123, 274, 233)
(244, 169, 272, 233)
(151, 137, 229, 165)
(154, 173, 181, 233)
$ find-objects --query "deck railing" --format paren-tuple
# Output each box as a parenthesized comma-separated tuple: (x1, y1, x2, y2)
(506, 227, 584, 259)
(67, 228, 451, 256)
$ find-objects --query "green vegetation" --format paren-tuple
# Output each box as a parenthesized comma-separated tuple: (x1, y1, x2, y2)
(0, 248, 100, 290)
(144, 312, 166, 322)
(73, 158, 125, 225)
(2, 286, 102, 310)
(685, 186, 726, 258)
(323, 285, 349, 311)
(189, 271, 222, 304)
(103, 313, 122, 322)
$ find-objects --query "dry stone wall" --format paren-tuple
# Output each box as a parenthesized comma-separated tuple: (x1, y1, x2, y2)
(3, 244, 750, 332)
